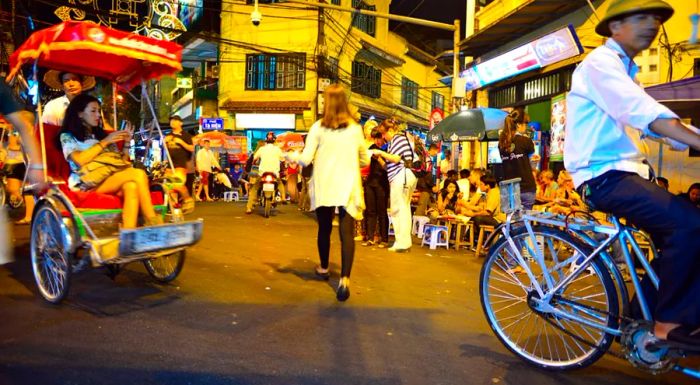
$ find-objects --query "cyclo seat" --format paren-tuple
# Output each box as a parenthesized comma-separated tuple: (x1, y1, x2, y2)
(41, 123, 163, 210)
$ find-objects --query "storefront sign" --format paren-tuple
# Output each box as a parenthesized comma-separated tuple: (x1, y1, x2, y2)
(462, 25, 583, 91)
(235, 113, 296, 130)
(200, 117, 224, 131)
(176, 77, 193, 89)
(549, 93, 567, 162)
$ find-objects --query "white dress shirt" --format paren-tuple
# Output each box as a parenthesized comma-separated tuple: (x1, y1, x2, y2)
(196, 148, 220, 173)
(564, 39, 690, 188)
(43, 95, 70, 126)
(254, 143, 283, 177)
(291, 120, 370, 219)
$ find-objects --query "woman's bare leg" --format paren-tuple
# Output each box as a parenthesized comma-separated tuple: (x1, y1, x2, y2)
(131, 168, 156, 219)
(95, 168, 149, 227)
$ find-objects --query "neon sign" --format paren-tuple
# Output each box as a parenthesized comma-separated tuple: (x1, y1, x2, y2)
(462, 25, 583, 91)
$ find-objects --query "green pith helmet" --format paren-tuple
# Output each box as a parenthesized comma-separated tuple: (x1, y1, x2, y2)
(595, 0, 674, 37)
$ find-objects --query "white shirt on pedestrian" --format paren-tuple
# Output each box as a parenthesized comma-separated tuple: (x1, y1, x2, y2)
(254, 143, 283, 177)
(43, 95, 70, 126)
(564, 38, 694, 188)
(196, 147, 220, 173)
(291, 120, 370, 219)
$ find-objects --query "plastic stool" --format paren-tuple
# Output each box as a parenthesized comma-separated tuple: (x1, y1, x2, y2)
(421, 224, 449, 250)
(411, 215, 431, 238)
(222, 191, 239, 202)
(475, 225, 496, 256)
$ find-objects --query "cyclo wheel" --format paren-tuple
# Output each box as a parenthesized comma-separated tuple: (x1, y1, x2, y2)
(30, 203, 72, 303)
(144, 250, 185, 283)
(479, 225, 619, 371)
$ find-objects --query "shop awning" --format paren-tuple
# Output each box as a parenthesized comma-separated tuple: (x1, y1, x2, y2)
(220, 100, 311, 113)
(460, 0, 589, 59)
(646, 76, 700, 117)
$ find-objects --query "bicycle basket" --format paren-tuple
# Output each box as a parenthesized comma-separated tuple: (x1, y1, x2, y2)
(499, 178, 522, 214)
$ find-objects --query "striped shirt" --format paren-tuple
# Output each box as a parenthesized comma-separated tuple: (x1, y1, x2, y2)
(386, 134, 413, 182)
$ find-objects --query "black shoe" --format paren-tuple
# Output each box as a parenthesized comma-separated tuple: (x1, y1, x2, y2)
(315, 266, 330, 280)
(336, 278, 350, 301)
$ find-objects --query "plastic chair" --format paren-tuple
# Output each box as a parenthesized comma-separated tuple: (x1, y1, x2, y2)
(421, 224, 449, 250)
(411, 215, 431, 238)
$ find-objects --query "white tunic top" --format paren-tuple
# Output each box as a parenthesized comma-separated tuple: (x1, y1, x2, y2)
(294, 120, 370, 219)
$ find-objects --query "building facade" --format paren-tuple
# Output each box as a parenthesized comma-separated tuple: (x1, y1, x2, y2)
(218, 0, 452, 150)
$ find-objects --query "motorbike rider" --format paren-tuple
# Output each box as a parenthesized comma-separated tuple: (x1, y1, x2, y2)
(245, 132, 286, 214)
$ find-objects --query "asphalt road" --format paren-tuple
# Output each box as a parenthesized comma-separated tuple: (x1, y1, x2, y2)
(0, 202, 696, 385)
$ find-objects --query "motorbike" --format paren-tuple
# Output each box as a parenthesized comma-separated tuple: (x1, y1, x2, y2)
(259, 172, 278, 218)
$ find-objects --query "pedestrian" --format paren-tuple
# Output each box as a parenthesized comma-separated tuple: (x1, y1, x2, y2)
(195, 138, 220, 201)
(565, 0, 700, 345)
(164, 115, 195, 213)
(374, 118, 417, 252)
(498, 107, 537, 209)
(287, 84, 369, 301)
(677, 182, 700, 208)
(0, 80, 45, 264)
(362, 128, 390, 247)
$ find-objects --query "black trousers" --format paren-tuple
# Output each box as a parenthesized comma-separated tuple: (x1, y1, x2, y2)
(472, 215, 500, 241)
(315, 206, 355, 278)
(365, 182, 389, 243)
(585, 171, 700, 326)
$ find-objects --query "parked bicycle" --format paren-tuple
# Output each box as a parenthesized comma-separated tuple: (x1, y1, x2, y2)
(479, 178, 700, 379)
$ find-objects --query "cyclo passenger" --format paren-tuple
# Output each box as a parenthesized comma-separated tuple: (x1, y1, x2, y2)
(564, 0, 700, 346)
(245, 131, 286, 214)
(57, 93, 161, 229)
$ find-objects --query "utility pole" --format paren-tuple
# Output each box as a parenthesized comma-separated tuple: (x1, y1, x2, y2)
(285, 0, 462, 112)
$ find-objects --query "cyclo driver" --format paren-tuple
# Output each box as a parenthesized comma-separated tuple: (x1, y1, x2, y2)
(245, 131, 286, 214)
(565, 0, 700, 347)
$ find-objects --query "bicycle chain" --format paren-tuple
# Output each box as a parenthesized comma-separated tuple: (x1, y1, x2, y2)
(536, 295, 635, 361)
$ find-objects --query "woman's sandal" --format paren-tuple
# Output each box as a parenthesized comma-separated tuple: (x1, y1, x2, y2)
(181, 198, 195, 214)
(14, 218, 31, 225)
(314, 266, 330, 280)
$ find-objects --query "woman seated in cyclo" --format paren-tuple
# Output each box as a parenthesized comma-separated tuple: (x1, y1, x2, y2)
(542, 170, 586, 215)
(58, 93, 161, 229)
(427, 179, 466, 221)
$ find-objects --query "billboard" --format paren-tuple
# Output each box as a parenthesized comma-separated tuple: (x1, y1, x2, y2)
(461, 25, 583, 91)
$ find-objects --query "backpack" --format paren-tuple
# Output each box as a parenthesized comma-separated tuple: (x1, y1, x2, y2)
(403, 132, 429, 177)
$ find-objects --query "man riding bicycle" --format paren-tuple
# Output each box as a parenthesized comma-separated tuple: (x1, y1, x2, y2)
(245, 132, 286, 214)
(565, 0, 700, 346)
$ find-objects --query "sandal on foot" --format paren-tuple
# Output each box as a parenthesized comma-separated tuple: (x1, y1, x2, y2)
(181, 198, 195, 214)
(15, 218, 31, 225)
(657, 326, 700, 352)
(314, 266, 330, 280)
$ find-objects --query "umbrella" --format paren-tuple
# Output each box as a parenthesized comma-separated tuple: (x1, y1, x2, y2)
(194, 131, 229, 147)
(8, 21, 182, 90)
(428, 108, 508, 143)
(276, 132, 305, 151)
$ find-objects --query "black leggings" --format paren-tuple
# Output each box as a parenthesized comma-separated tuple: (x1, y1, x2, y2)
(365, 183, 388, 242)
(315, 206, 355, 278)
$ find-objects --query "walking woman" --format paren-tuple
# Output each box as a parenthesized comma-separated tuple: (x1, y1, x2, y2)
(375, 118, 417, 252)
(288, 84, 369, 301)
(498, 108, 537, 209)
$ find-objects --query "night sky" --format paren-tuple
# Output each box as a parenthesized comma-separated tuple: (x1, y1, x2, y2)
(389, 0, 467, 54)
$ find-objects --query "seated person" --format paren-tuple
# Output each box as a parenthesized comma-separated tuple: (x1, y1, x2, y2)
(414, 171, 438, 216)
(460, 174, 503, 241)
(543, 171, 585, 215)
(58, 94, 161, 229)
(535, 169, 558, 205)
(427, 180, 465, 221)
(677, 182, 700, 208)
(2, 132, 26, 207)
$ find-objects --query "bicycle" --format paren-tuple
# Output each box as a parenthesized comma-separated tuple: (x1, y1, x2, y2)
(479, 178, 700, 379)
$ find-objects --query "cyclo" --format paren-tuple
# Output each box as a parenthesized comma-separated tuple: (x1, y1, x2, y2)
(479, 179, 700, 379)
(7, 21, 203, 304)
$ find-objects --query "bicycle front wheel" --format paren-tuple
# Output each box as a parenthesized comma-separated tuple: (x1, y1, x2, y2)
(479, 225, 619, 371)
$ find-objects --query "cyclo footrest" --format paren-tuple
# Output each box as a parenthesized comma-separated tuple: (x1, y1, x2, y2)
(118, 219, 203, 257)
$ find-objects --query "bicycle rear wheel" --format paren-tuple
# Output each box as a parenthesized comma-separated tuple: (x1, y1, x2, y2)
(480, 225, 618, 370)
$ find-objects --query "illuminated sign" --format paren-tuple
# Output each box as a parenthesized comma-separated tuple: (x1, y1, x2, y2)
(176, 77, 193, 89)
(461, 25, 583, 91)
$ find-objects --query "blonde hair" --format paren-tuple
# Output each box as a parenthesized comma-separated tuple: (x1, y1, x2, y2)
(321, 84, 355, 129)
(363, 119, 378, 138)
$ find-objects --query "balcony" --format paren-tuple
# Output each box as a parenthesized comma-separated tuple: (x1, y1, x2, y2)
(461, 0, 590, 59)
